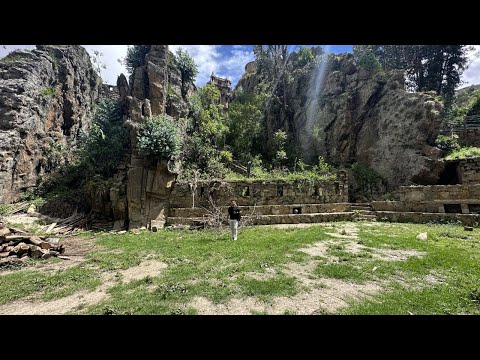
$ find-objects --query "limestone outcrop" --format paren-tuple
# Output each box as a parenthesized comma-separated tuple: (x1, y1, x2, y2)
(116, 45, 181, 229)
(237, 52, 444, 188)
(0, 45, 100, 203)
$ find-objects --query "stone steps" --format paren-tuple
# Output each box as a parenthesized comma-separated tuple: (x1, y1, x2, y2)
(375, 211, 480, 226)
(351, 203, 377, 222)
(169, 203, 352, 218)
(351, 206, 372, 211)
(352, 202, 371, 207)
(166, 212, 355, 227)
(356, 210, 376, 215)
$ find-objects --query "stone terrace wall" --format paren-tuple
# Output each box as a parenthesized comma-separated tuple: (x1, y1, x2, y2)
(372, 184, 480, 214)
(455, 157, 480, 184)
(170, 177, 348, 209)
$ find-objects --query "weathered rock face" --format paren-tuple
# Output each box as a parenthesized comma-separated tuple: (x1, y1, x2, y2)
(0, 45, 100, 203)
(116, 45, 180, 229)
(238, 53, 444, 188)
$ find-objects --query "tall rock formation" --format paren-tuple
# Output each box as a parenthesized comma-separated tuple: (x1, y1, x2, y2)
(115, 45, 190, 229)
(237, 52, 444, 188)
(0, 45, 100, 203)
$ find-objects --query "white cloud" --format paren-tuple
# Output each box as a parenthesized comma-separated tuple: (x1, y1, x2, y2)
(3, 45, 479, 90)
(0, 45, 128, 85)
(0, 45, 35, 57)
(459, 45, 480, 89)
(83, 45, 128, 85)
(170, 45, 254, 87)
(170, 45, 223, 86)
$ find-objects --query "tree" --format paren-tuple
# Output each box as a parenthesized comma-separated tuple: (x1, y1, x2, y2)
(123, 45, 151, 74)
(197, 84, 228, 147)
(226, 91, 267, 162)
(352, 46, 381, 73)
(91, 50, 107, 78)
(272, 129, 288, 169)
(79, 99, 129, 178)
(353, 45, 471, 108)
(175, 48, 198, 98)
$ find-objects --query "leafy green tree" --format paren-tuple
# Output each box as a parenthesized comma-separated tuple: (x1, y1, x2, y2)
(123, 45, 151, 74)
(137, 115, 181, 161)
(197, 84, 228, 147)
(175, 48, 198, 98)
(226, 91, 267, 162)
(272, 129, 288, 168)
(297, 46, 315, 66)
(79, 99, 128, 177)
(353, 45, 471, 108)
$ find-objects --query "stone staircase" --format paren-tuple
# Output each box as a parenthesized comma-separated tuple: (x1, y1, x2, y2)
(351, 203, 377, 221)
(166, 203, 355, 228)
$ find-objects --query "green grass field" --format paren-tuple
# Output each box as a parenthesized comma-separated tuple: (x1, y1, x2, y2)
(1, 221, 480, 315)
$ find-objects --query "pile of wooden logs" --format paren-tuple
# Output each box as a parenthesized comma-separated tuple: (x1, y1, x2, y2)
(0, 223, 65, 265)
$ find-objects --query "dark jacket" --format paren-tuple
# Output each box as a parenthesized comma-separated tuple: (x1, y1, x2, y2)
(228, 206, 241, 221)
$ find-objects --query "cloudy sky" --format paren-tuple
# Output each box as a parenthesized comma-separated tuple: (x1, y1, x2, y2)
(1, 45, 479, 89)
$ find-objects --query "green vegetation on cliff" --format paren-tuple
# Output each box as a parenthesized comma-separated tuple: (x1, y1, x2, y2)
(446, 147, 480, 160)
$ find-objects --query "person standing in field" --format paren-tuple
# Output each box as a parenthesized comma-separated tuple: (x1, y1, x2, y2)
(227, 200, 241, 241)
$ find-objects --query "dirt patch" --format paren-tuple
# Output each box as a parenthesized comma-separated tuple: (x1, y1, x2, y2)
(325, 224, 359, 239)
(0, 259, 168, 315)
(282, 260, 321, 286)
(120, 260, 168, 283)
(189, 278, 382, 315)
(372, 248, 426, 262)
(267, 224, 326, 229)
(189, 253, 383, 315)
(243, 267, 278, 281)
(298, 242, 331, 257)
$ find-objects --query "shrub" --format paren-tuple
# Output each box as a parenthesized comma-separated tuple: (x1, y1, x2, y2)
(298, 47, 315, 66)
(351, 162, 386, 200)
(358, 51, 381, 73)
(137, 115, 181, 161)
(435, 134, 460, 154)
(123, 45, 151, 74)
(219, 150, 233, 163)
(446, 147, 480, 160)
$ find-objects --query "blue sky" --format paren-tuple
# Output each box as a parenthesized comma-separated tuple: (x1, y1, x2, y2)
(1, 45, 479, 89)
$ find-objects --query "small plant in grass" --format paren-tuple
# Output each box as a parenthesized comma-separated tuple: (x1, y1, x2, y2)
(40, 86, 56, 98)
(468, 289, 480, 304)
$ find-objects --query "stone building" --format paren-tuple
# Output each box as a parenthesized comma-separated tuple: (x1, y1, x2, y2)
(207, 73, 232, 109)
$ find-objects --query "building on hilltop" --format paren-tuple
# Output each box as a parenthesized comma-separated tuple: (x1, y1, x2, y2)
(207, 73, 232, 109)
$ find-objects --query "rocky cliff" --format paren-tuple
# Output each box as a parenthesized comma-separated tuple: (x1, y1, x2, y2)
(0, 45, 100, 203)
(112, 45, 189, 229)
(237, 52, 444, 188)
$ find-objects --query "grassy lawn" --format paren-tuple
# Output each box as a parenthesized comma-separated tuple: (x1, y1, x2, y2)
(1, 221, 480, 314)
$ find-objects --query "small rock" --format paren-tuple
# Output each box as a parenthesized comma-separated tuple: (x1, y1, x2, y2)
(46, 237, 60, 245)
(416, 232, 428, 241)
(27, 204, 36, 214)
(464, 226, 474, 231)
(117, 230, 127, 234)
(42, 252, 53, 260)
